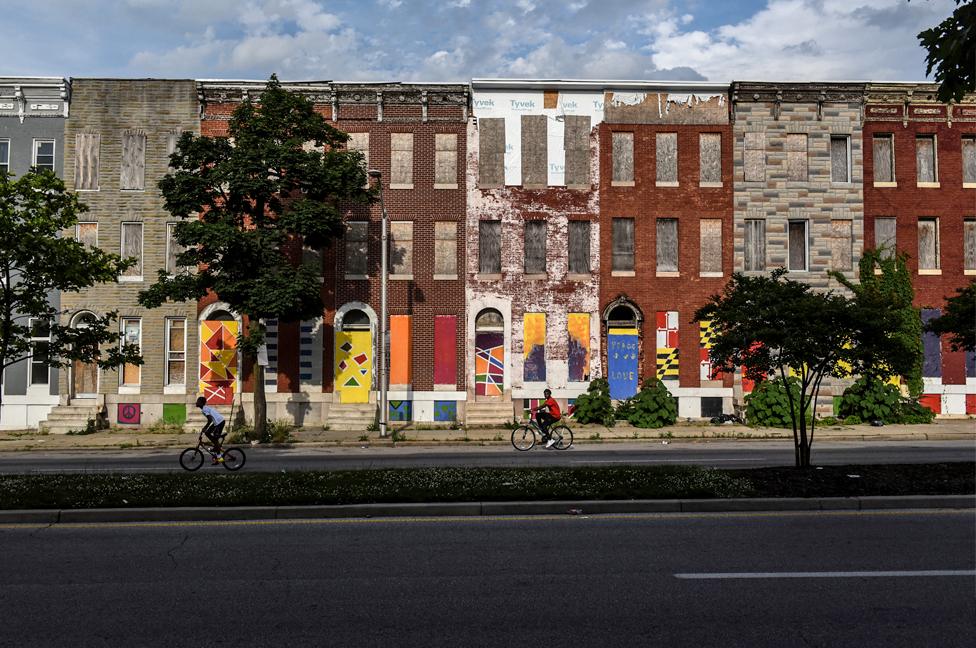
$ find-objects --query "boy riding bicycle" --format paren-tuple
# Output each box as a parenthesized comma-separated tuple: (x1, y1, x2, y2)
(195, 396, 226, 464)
(530, 388, 562, 448)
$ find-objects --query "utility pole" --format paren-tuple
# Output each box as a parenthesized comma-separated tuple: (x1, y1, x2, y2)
(368, 169, 389, 438)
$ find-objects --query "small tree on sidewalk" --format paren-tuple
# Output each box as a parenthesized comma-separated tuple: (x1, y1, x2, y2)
(139, 76, 373, 439)
(0, 170, 142, 413)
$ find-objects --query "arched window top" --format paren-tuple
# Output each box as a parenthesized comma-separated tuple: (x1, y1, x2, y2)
(475, 308, 504, 331)
(343, 309, 370, 330)
(603, 296, 642, 328)
(208, 310, 235, 322)
(70, 311, 97, 328)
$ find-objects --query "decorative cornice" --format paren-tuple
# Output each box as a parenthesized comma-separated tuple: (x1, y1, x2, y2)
(731, 81, 866, 104)
(0, 77, 70, 122)
(864, 82, 976, 126)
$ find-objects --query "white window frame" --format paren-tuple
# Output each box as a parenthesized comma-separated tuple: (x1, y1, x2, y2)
(28, 318, 51, 388)
(120, 317, 142, 390)
(917, 217, 941, 274)
(165, 222, 183, 276)
(32, 138, 56, 172)
(916, 134, 939, 187)
(0, 138, 9, 175)
(873, 133, 896, 187)
(788, 219, 810, 272)
(961, 136, 976, 188)
(830, 135, 851, 184)
(164, 317, 187, 392)
(76, 221, 98, 247)
(119, 221, 144, 282)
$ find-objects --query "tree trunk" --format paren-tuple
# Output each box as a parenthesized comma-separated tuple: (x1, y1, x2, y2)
(253, 362, 267, 441)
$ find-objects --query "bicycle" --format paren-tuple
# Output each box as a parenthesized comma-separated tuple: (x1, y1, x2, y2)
(511, 413, 573, 451)
(179, 431, 246, 471)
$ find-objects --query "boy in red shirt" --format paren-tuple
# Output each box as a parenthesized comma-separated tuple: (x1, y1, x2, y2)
(531, 388, 562, 448)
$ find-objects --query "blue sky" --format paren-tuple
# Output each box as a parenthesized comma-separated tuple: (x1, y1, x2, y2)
(1, 0, 955, 82)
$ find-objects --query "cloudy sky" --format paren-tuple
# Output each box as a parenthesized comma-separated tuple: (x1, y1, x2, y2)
(2, 0, 954, 82)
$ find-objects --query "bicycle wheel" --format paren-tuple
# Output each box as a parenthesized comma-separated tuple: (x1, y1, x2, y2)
(551, 425, 573, 450)
(511, 426, 536, 451)
(221, 447, 246, 471)
(179, 448, 204, 471)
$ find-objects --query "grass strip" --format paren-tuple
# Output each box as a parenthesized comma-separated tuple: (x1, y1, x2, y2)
(0, 463, 971, 510)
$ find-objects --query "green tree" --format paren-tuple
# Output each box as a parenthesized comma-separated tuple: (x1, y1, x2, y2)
(913, 0, 975, 103)
(924, 281, 976, 352)
(139, 76, 373, 439)
(0, 169, 142, 413)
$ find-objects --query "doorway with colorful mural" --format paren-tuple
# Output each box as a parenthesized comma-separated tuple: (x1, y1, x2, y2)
(604, 299, 642, 401)
(335, 308, 372, 404)
(475, 308, 504, 398)
(199, 316, 239, 405)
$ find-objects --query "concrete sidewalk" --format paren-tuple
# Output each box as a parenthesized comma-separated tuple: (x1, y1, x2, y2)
(0, 418, 972, 452)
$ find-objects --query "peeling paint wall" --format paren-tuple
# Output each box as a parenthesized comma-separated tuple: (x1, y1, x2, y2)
(605, 92, 728, 125)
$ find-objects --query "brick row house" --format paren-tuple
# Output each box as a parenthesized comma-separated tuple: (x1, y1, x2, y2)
(0, 77, 69, 429)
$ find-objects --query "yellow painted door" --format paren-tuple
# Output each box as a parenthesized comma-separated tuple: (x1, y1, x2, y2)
(335, 330, 371, 403)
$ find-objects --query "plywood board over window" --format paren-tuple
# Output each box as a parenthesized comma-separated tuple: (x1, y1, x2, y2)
(962, 137, 976, 185)
(76, 222, 98, 249)
(521, 115, 547, 187)
(656, 133, 678, 184)
(389, 221, 413, 276)
(830, 220, 853, 271)
(612, 217, 634, 272)
(120, 130, 146, 190)
(345, 221, 368, 277)
(121, 222, 143, 278)
(875, 217, 896, 259)
(390, 133, 413, 187)
(478, 118, 505, 187)
(917, 218, 939, 270)
(347, 132, 369, 187)
(74, 132, 100, 190)
(963, 220, 976, 271)
(563, 115, 591, 187)
(611, 132, 634, 184)
(479, 220, 501, 274)
(916, 135, 937, 183)
(524, 220, 547, 275)
(568, 220, 591, 274)
(873, 134, 894, 183)
(434, 221, 457, 277)
(699, 133, 721, 185)
(744, 219, 766, 271)
(699, 219, 722, 275)
(656, 219, 678, 272)
(434, 133, 458, 188)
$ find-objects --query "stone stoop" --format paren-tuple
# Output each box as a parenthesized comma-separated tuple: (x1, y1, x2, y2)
(464, 400, 515, 427)
(39, 402, 102, 435)
(327, 403, 377, 431)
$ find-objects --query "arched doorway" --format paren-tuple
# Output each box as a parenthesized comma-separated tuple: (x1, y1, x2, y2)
(199, 309, 238, 405)
(603, 298, 642, 400)
(335, 307, 372, 403)
(70, 311, 98, 399)
(474, 308, 505, 398)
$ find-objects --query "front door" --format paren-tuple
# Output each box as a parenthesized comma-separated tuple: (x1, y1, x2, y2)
(72, 359, 98, 398)
(199, 320, 239, 405)
(335, 330, 371, 403)
(608, 327, 639, 400)
(475, 331, 504, 398)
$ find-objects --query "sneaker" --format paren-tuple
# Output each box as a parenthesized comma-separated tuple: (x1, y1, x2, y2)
(545, 437, 557, 448)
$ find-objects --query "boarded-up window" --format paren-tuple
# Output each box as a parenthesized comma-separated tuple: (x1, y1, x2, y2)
(568, 220, 591, 274)
(348, 132, 369, 187)
(166, 130, 182, 170)
(524, 220, 547, 274)
(656, 218, 678, 272)
(699, 133, 721, 184)
(612, 132, 634, 184)
(699, 219, 722, 274)
(564, 115, 590, 187)
(74, 133, 100, 190)
(962, 137, 976, 184)
(521, 115, 547, 187)
(434, 221, 457, 276)
(121, 222, 143, 278)
(873, 134, 894, 183)
(964, 219, 976, 271)
(875, 217, 897, 259)
(165, 318, 186, 386)
(479, 220, 501, 274)
(916, 135, 937, 183)
(434, 133, 457, 187)
(345, 221, 368, 276)
(744, 219, 765, 271)
(788, 220, 808, 271)
(390, 221, 413, 275)
(121, 318, 141, 386)
(918, 218, 939, 270)
(743, 132, 764, 182)
(166, 222, 186, 274)
(656, 132, 678, 184)
(612, 217, 634, 271)
(787, 134, 808, 181)
(478, 118, 505, 187)
(76, 222, 97, 249)
(390, 315, 411, 385)
(830, 220, 853, 271)
(830, 136, 850, 182)
(390, 133, 413, 186)
(434, 315, 457, 386)
(120, 130, 146, 190)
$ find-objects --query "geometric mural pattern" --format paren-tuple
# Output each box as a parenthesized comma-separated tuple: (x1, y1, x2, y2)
(656, 311, 679, 380)
(699, 320, 721, 381)
(199, 320, 239, 406)
(475, 331, 504, 397)
(389, 400, 412, 421)
(434, 400, 457, 422)
(335, 330, 371, 403)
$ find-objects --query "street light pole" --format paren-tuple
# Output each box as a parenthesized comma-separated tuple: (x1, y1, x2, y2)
(368, 169, 389, 438)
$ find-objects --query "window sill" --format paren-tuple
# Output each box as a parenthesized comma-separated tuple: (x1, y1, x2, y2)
(611, 270, 636, 277)
(119, 276, 143, 283)
(916, 182, 940, 189)
(918, 269, 942, 275)
(433, 274, 458, 281)
(656, 181, 679, 187)
(965, 269, 976, 275)
(389, 183, 414, 190)
(699, 271, 724, 278)
(434, 183, 458, 190)
(120, 189, 146, 193)
(164, 384, 186, 395)
(611, 180, 635, 187)
(873, 181, 898, 188)
(524, 273, 547, 281)
(75, 188, 100, 192)
(477, 273, 502, 281)
(390, 274, 414, 280)
(699, 181, 723, 188)
(566, 273, 591, 281)
(345, 274, 369, 280)
(963, 183, 976, 189)
(119, 385, 141, 394)
(656, 271, 680, 277)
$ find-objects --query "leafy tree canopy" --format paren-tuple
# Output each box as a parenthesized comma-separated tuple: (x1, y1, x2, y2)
(914, 0, 975, 103)
(924, 280, 976, 352)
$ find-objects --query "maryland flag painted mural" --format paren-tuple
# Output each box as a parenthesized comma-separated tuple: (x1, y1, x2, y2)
(656, 311, 679, 380)
(199, 321, 239, 405)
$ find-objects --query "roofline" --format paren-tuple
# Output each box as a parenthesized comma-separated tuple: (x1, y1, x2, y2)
(471, 78, 729, 92)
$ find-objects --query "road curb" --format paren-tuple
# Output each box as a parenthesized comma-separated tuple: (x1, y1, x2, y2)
(1, 495, 972, 524)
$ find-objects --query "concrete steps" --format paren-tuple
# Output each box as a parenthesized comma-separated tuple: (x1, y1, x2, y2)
(327, 403, 376, 431)
(464, 400, 515, 426)
(185, 405, 236, 432)
(39, 402, 101, 435)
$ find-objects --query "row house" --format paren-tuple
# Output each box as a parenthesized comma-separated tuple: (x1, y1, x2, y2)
(0, 77, 69, 429)
(862, 83, 976, 415)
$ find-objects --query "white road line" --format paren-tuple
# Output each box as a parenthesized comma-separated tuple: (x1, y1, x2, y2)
(675, 570, 976, 579)
(573, 458, 763, 464)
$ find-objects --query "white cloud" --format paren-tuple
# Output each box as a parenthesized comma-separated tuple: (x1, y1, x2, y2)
(378, 0, 403, 8)
(450, 0, 471, 7)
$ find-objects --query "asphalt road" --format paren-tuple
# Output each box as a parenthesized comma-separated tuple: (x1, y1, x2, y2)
(0, 439, 972, 473)
(0, 510, 972, 647)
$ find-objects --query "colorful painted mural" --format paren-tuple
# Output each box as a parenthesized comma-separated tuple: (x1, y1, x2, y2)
(656, 311, 679, 381)
(699, 320, 720, 381)
(335, 330, 372, 403)
(434, 315, 457, 386)
(389, 400, 412, 421)
(523, 313, 546, 382)
(608, 327, 639, 400)
(475, 331, 505, 397)
(390, 315, 412, 386)
(199, 320, 239, 405)
(162, 403, 187, 425)
(117, 403, 140, 425)
(434, 400, 457, 421)
(567, 313, 590, 382)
